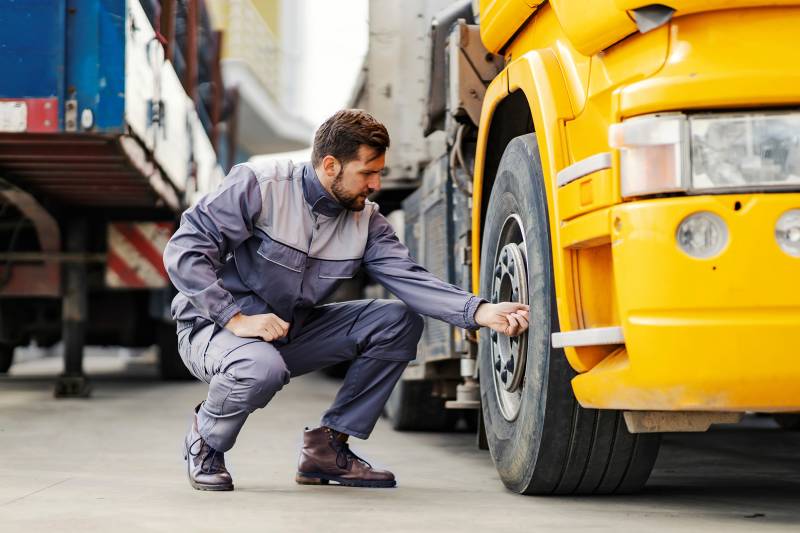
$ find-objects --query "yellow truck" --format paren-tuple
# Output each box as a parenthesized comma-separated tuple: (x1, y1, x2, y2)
(356, 0, 800, 494)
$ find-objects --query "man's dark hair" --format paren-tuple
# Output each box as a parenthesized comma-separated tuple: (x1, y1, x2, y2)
(311, 109, 390, 167)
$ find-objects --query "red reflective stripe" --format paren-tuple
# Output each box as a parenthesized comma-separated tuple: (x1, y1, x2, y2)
(114, 223, 168, 279)
(26, 98, 58, 132)
(107, 249, 146, 287)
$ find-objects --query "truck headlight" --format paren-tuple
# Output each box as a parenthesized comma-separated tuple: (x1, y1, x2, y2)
(776, 209, 800, 257)
(610, 111, 800, 198)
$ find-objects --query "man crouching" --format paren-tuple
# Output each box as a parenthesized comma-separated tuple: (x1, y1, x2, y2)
(163, 109, 529, 490)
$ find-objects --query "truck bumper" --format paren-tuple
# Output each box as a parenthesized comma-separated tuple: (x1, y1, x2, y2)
(572, 193, 800, 412)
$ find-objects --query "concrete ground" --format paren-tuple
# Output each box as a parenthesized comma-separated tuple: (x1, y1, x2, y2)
(1, 348, 799, 532)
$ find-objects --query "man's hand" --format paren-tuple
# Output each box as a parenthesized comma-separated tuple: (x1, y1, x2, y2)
(225, 312, 290, 342)
(474, 302, 530, 337)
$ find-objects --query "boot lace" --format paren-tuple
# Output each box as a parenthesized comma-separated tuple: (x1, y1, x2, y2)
(189, 437, 225, 474)
(332, 440, 372, 470)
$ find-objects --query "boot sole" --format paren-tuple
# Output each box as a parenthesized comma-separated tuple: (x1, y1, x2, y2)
(295, 472, 396, 488)
(184, 443, 234, 492)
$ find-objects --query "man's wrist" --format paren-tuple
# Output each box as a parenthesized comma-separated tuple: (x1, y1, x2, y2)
(473, 302, 490, 327)
(224, 312, 243, 329)
(465, 296, 488, 330)
(216, 304, 242, 329)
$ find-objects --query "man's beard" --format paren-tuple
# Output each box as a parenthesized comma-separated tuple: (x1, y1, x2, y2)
(330, 169, 368, 211)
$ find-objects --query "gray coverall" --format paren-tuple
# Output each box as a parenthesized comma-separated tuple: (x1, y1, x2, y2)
(163, 159, 485, 452)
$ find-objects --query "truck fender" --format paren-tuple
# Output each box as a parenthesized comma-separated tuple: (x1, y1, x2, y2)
(471, 50, 575, 337)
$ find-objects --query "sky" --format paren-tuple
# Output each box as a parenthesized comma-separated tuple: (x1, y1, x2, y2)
(297, 0, 369, 125)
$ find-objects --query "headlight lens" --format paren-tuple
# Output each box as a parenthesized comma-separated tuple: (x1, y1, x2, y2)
(691, 113, 800, 191)
(610, 111, 800, 198)
(775, 209, 800, 257)
(676, 212, 728, 258)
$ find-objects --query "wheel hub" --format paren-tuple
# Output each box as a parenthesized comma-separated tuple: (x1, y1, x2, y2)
(491, 241, 528, 395)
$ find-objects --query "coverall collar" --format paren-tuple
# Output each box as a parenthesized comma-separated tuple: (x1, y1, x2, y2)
(303, 162, 345, 217)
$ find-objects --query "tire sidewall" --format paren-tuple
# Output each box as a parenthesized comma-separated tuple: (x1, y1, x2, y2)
(479, 134, 555, 492)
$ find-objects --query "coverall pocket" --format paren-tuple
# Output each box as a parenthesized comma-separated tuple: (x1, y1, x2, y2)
(181, 322, 215, 383)
(318, 258, 361, 279)
(256, 235, 305, 272)
(241, 234, 305, 316)
(202, 343, 226, 379)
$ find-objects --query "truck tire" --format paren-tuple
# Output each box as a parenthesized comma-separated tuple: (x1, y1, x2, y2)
(774, 414, 800, 430)
(384, 379, 458, 431)
(0, 344, 14, 373)
(478, 134, 660, 495)
(156, 322, 193, 381)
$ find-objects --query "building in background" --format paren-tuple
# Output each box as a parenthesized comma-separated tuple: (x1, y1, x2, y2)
(207, 0, 313, 163)
(248, 0, 370, 164)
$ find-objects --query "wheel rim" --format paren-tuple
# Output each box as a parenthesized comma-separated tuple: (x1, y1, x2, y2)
(490, 214, 529, 422)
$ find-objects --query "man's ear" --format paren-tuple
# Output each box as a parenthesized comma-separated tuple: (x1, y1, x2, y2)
(321, 155, 340, 177)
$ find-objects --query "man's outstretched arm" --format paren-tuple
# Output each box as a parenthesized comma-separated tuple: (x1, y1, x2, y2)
(363, 212, 528, 335)
(163, 165, 262, 327)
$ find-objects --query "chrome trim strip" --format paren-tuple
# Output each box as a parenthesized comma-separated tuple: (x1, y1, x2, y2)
(556, 152, 612, 187)
(551, 326, 624, 348)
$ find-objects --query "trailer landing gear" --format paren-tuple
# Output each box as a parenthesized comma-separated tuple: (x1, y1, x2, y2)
(55, 219, 90, 398)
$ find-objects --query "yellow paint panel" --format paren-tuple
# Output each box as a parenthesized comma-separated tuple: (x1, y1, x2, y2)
(574, 244, 617, 328)
(615, 0, 800, 15)
(507, 5, 591, 115)
(560, 208, 611, 250)
(546, 0, 800, 57)
(620, 7, 800, 117)
(567, 243, 621, 372)
(549, 0, 636, 56)
(564, 25, 668, 166)
(478, 0, 538, 54)
(612, 194, 800, 315)
(558, 169, 615, 221)
(572, 193, 800, 411)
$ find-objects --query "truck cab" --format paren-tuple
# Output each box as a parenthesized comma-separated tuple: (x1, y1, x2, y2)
(468, 0, 800, 494)
(359, 0, 800, 494)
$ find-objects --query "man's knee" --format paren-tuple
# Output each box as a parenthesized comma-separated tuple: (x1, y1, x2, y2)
(380, 300, 424, 339)
(253, 352, 290, 392)
(224, 345, 290, 407)
(366, 300, 423, 360)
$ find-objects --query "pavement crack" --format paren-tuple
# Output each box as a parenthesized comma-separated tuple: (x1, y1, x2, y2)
(0, 477, 72, 507)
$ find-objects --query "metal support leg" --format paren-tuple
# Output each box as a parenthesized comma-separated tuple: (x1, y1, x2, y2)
(445, 357, 481, 409)
(55, 218, 90, 398)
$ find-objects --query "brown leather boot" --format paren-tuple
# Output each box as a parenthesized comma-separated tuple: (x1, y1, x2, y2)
(295, 427, 396, 488)
(183, 406, 234, 491)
